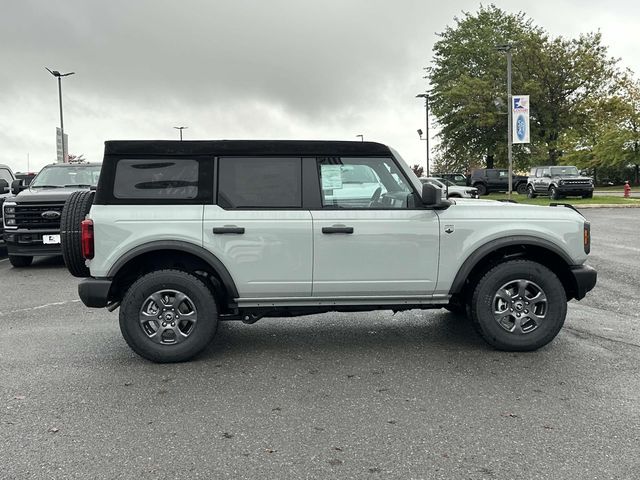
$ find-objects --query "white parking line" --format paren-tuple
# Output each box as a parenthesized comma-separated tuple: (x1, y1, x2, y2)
(0, 299, 82, 317)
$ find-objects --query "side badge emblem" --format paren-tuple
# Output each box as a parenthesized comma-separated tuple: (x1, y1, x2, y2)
(444, 225, 454, 234)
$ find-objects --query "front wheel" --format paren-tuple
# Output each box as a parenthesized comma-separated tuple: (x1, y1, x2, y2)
(582, 192, 593, 199)
(9, 255, 33, 267)
(119, 269, 218, 363)
(527, 185, 537, 199)
(470, 260, 567, 351)
(549, 186, 561, 200)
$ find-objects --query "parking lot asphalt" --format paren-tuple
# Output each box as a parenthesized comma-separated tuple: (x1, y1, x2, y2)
(1, 208, 639, 480)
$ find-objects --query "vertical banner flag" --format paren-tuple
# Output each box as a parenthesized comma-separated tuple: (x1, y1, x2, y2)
(55, 128, 69, 163)
(512, 95, 530, 144)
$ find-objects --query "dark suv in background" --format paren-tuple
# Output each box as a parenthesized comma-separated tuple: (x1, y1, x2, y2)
(2, 162, 101, 267)
(469, 168, 528, 195)
(527, 166, 594, 200)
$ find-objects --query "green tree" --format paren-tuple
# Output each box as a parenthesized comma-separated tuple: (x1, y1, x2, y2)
(517, 32, 618, 165)
(428, 5, 618, 168)
(591, 74, 640, 184)
(428, 5, 543, 171)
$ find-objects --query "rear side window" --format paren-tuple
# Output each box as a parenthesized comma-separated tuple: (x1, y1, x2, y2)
(113, 159, 198, 199)
(218, 157, 302, 208)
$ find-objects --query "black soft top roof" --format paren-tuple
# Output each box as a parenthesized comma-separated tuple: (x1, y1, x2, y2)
(103, 140, 392, 157)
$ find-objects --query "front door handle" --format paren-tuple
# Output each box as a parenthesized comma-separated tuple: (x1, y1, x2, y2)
(213, 226, 245, 234)
(322, 225, 354, 234)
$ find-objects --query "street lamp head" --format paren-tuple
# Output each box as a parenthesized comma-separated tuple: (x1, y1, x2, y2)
(46, 67, 75, 77)
(415, 93, 429, 99)
(417, 129, 423, 138)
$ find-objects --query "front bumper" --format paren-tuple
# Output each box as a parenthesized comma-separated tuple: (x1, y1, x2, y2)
(78, 278, 113, 308)
(570, 264, 597, 300)
(3, 230, 62, 256)
(557, 185, 594, 195)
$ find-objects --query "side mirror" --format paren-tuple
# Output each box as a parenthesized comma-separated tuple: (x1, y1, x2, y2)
(11, 179, 24, 195)
(0, 179, 8, 194)
(421, 182, 441, 206)
(580, 170, 587, 176)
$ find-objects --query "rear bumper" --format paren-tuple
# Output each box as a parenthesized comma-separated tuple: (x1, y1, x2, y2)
(78, 278, 113, 308)
(570, 264, 597, 300)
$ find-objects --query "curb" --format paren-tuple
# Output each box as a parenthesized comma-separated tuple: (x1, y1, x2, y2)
(576, 204, 640, 209)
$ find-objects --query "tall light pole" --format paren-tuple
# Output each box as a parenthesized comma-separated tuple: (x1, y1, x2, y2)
(496, 44, 514, 199)
(46, 68, 75, 162)
(416, 92, 430, 176)
(356, 134, 364, 142)
(174, 126, 188, 141)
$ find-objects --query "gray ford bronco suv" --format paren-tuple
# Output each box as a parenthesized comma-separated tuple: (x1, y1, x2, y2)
(67, 140, 596, 362)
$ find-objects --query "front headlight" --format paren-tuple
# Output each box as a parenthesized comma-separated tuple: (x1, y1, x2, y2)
(3, 203, 16, 228)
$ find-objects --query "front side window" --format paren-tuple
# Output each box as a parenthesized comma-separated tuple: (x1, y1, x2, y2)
(113, 159, 198, 199)
(218, 157, 302, 208)
(318, 157, 412, 209)
(0, 168, 12, 184)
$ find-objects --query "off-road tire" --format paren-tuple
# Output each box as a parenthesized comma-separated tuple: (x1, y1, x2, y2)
(516, 183, 528, 195)
(470, 260, 567, 351)
(60, 190, 95, 278)
(119, 269, 218, 363)
(527, 185, 537, 199)
(549, 186, 560, 200)
(582, 192, 593, 199)
(475, 183, 488, 196)
(9, 255, 33, 267)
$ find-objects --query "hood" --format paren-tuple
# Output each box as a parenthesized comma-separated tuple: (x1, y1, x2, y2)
(448, 197, 584, 220)
(13, 186, 92, 203)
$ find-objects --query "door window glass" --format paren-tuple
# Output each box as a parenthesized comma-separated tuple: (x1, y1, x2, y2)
(0, 168, 12, 184)
(318, 157, 412, 209)
(218, 157, 302, 208)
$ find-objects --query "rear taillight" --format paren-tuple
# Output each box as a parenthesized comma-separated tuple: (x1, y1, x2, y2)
(81, 219, 94, 259)
(583, 222, 591, 254)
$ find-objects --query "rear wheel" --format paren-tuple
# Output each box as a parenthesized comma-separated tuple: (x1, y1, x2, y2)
(516, 183, 528, 195)
(475, 183, 487, 196)
(119, 269, 218, 363)
(60, 190, 95, 277)
(470, 260, 567, 351)
(9, 255, 33, 267)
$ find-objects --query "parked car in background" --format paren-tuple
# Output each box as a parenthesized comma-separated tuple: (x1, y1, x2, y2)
(470, 168, 528, 195)
(0, 163, 17, 243)
(420, 177, 478, 199)
(15, 172, 38, 186)
(2, 162, 101, 267)
(433, 172, 469, 186)
(527, 166, 594, 200)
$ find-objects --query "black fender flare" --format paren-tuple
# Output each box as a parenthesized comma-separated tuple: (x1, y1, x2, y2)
(449, 235, 574, 294)
(107, 240, 239, 299)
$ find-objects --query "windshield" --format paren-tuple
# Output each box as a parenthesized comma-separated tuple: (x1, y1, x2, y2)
(31, 164, 101, 188)
(550, 166, 579, 176)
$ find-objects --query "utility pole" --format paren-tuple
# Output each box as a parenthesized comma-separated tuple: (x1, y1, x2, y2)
(174, 126, 188, 141)
(496, 44, 514, 199)
(46, 68, 75, 162)
(416, 93, 430, 176)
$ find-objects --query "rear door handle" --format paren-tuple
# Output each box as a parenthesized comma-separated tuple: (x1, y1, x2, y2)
(322, 225, 354, 234)
(213, 226, 245, 234)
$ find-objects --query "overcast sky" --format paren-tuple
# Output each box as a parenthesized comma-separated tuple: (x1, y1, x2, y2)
(1, 0, 639, 172)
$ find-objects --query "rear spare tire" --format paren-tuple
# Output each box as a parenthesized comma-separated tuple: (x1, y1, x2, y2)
(60, 190, 95, 278)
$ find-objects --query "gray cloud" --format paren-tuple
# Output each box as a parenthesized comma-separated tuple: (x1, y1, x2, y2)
(1, 0, 639, 170)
